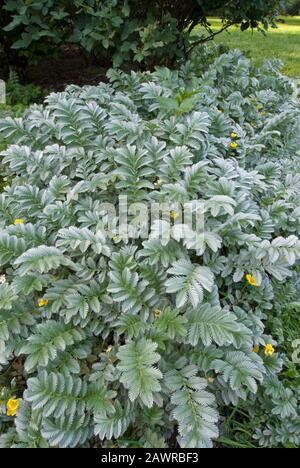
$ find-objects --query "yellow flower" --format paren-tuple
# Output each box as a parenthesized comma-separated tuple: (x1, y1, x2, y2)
(253, 346, 260, 354)
(230, 142, 238, 150)
(38, 298, 49, 308)
(6, 398, 21, 417)
(170, 210, 179, 221)
(231, 132, 238, 139)
(154, 308, 162, 319)
(14, 219, 24, 225)
(105, 346, 113, 353)
(112, 235, 119, 242)
(154, 178, 163, 188)
(264, 344, 275, 357)
(246, 274, 258, 287)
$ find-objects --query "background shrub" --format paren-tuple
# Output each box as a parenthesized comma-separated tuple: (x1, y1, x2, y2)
(284, 0, 300, 14)
(0, 47, 299, 448)
(0, 0, 281, 69)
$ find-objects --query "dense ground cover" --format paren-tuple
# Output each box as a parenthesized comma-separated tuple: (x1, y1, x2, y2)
(1, 2, 300, 451)
(0, 46, 300, 448)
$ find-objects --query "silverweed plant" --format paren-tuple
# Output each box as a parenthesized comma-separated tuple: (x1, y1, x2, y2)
(0, 48, 300, 448)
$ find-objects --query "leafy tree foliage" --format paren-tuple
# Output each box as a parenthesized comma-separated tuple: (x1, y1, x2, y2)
(283, 0, 300, 14)
(0, 0, 281, 67)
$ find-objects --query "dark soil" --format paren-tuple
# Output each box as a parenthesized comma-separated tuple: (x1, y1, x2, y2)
(2, 45, 111, 92)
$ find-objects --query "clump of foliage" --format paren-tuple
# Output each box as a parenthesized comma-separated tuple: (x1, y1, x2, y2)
(0, 0, 281, 67)
(220, 285, 300, 448)
(4, 70, 46, 107)
(0, 71, 45, 189)
(0, 47, 300, 448)
(0, 70, 46, 121)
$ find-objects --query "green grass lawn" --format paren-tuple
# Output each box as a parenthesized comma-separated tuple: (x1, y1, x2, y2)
(193, 17, 300, 77)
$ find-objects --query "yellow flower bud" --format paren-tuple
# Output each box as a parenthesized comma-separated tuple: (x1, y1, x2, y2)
(38, 298, 49, 308)
(154, 308, 162, 318)
(246, 274, 258, 287)
(154, 178, 163, 188)
(170, 210, 179, 221)
(0, 275, 6, 284)
(264, 344, 275, 357)
(6, 398, 21, 417)
(14, 219, 25, 225)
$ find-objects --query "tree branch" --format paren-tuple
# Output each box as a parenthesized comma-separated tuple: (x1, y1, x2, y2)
(187, 22, 235, 55)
